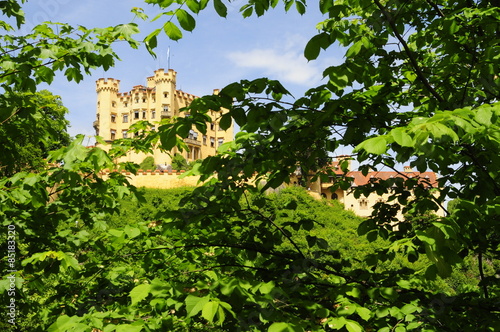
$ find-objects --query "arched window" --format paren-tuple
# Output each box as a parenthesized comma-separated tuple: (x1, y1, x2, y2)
(331, 193, 338, 200)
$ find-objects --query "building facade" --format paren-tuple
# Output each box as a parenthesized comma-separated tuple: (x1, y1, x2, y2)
(291, 159, 444, 219)
(94, 69, 233, 167)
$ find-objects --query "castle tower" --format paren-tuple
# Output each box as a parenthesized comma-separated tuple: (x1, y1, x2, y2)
(147, 68, 177, 119)
(95, 78, 120, 141)
(94, 69, 234, 166)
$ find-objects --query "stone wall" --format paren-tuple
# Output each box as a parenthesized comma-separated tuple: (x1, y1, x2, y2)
(100, 170, 201, 189)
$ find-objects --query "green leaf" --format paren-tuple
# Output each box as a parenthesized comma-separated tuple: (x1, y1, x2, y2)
(130, 283, 151, 305)
(163, 21, 183, 40)
(356, 306, 372, 321)
(259, 281, 275, 294)
(213, 0, 227, 17)
(202, 301, 219, 323)
(345, 320, 363, 332)
(176, 9, 196, 31)
(185, 295, 210, 317)
(186, 0, 201, 13)
(295, 0, 306, 15)
(391, 128, 413, 147)
(345, 40, 363, 58)
(47, 315, 87, 332)
(475, 106, 492, 126)
(219, 113, 232, 131)
(268, 322, 304, 332)
(355, 136, 388, 155)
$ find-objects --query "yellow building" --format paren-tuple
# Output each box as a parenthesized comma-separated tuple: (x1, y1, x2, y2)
(291, 158, 444, 219)
(94, 68, 233, 167)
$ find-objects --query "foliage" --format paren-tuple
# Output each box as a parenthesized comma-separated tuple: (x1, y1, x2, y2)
(0, 90, 71, 177)
(171, 152, 189, 171)
(139, 0, 500, 329)
(1, 0, 499, 331)
(139, 156, 156, 171)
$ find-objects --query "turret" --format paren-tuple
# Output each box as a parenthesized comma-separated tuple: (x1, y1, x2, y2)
(96, 78, 120, 141)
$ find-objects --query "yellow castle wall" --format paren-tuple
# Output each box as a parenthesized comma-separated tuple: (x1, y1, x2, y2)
(101, 170, 201, 189)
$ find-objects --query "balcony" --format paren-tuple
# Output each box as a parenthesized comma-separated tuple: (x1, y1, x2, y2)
(184, 138, 201, 146)
(161, 110, 172, 118)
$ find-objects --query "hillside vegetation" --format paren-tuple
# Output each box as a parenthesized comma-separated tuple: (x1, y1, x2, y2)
(7, 186, 485, 330)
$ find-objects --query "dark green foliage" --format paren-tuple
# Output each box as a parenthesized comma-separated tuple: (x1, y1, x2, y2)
(0, 90, 71, 177)
(139, 156, 156, 171)
(171, 152, 189, 170)
(1, 0, 499, 330)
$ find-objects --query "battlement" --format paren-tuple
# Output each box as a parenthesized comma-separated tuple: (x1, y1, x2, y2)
(175, 90, 197, 100)
(148, 68, 177, 84)
(100, 169, 186, 175)
(99, 168, 200, 189)
(96, 78, 120, 92)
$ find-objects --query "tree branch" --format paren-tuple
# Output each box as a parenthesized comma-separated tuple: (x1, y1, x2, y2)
(372, 0, 444, 103)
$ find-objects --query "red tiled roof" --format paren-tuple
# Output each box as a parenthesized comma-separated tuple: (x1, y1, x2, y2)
(326, 162, 438, 188)
(347, 171, 438, 188)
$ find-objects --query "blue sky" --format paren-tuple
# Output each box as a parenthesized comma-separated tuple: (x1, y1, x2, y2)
(21, 0, 342, 141)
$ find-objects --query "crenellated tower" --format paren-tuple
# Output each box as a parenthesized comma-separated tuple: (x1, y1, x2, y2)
(94, 69, 234, 166)
(95, 78, 120, 140)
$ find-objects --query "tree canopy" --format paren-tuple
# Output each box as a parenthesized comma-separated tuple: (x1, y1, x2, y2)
(1, 0, 499, 331)
(0, 90, 71, 177)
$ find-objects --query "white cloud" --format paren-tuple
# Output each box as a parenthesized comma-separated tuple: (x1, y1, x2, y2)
(227, 45, 322, 86)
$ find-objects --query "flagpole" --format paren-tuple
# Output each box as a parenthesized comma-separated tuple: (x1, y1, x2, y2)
(167, 47, 170, 70)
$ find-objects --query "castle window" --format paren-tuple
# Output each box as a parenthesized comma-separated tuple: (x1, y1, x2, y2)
(218, 137, 224, 146)
(112, 101, 116, 107)
(124, 102, 128, 107)
(151, 110, 156, 119)
(135, 98, 139, 104)
(142, 98, 146, 103)
(142, 110, 147, 119)
(163, 92, 168, 98)
(203, 135, 207, 145)
(123, 114, 128, 123)
(359, 198, 368, 210)
(210, 137, 215, 148)
(163, 105, 169, 112)
(111, 114, 116, 123)
(331, 193, 338, 200)
(210, 122, 215, 131)
(110, 130, 116, 140)
(134, 110, 139, 119)
(122, 130, 128, 139)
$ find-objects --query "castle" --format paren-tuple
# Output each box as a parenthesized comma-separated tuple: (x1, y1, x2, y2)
(94, 69, 234, 166)
(291, 159, 443, 219)
(94, 70, 442, 219)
